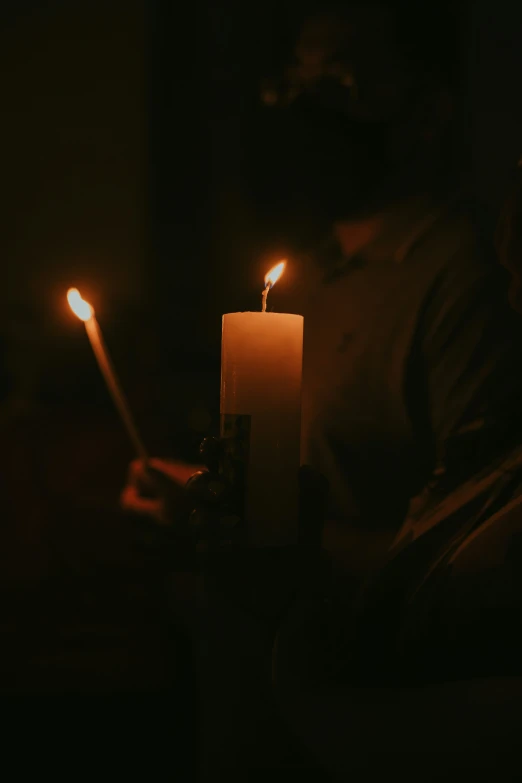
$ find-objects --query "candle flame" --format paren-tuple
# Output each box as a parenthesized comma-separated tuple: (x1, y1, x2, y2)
(67, 288, 93, 321)
(264, 260, 286, 290)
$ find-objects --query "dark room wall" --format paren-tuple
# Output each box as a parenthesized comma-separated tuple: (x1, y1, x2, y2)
(468, 1, 522, 211)
(1, 0, 147, 333)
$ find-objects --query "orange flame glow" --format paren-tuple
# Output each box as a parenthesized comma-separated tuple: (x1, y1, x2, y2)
(67, 288, 93, 321)
(264, 260, 286, 290)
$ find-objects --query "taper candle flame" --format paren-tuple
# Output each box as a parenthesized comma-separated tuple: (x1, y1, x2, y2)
(262, 260, 286, 312)
(67, 288, 93, 321)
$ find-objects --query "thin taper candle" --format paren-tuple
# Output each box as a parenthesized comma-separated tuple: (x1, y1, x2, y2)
(67, 288, 148, 463)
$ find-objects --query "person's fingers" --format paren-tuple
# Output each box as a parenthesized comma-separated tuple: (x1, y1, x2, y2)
(127, 459, 156, 495)
(126, 458, 197, 500)
(129, 458, 204, 487)
(120, 485, 163, 519)
(127, 458, 145, 485)
(148, 459, 206, 486)
(124, 455, 221, 530)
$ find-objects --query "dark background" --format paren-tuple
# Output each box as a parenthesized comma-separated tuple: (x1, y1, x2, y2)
(2, 0, 522, 418)
(0, 0, 522, 762)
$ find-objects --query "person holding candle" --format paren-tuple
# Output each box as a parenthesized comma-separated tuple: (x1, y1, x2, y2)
(269, 160, 522, 778)
(124, 0, 522, 578)
(246, 0, 522, 581)
(129, 161, 522, 780)
(119, 3, 522, 777)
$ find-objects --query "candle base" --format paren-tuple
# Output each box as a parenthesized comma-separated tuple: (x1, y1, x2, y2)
(220, 413, 251, 524)
(220, 412, 299, 548)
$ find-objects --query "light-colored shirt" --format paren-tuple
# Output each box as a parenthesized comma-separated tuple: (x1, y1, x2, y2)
(294, 197, 522, 529)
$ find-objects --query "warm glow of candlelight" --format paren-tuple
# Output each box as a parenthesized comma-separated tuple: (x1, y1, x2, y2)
(264, 261, 286, 290)
(67, 288, 93, 321)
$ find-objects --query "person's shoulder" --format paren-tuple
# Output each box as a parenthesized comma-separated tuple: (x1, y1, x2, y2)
(406, 196, 497, 280)
(410, 203, 515, 329)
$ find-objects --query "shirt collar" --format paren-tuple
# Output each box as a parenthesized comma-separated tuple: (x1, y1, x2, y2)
(320, 196, 452, 280)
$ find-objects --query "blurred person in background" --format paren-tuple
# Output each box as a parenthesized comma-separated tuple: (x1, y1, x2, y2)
(121, 3, 522, 778)
(122, 154, 522, 778)
(268, 157, 522, 780)
(124, 0, 522, 579)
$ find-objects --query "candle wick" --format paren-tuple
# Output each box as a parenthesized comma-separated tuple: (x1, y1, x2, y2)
(261, 284, 270, 313)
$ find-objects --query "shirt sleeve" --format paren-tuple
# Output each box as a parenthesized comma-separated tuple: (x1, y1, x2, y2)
(391, 489, 522, 695)
(407, 247, 522, 488)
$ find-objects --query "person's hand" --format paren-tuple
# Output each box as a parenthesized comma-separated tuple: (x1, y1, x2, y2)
(121, 439, 331, 582)
(120, 441, 237, 543)
(120, 458, 200, 526)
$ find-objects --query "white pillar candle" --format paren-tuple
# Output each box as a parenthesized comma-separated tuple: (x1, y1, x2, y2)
(221, 264, 303, 547)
